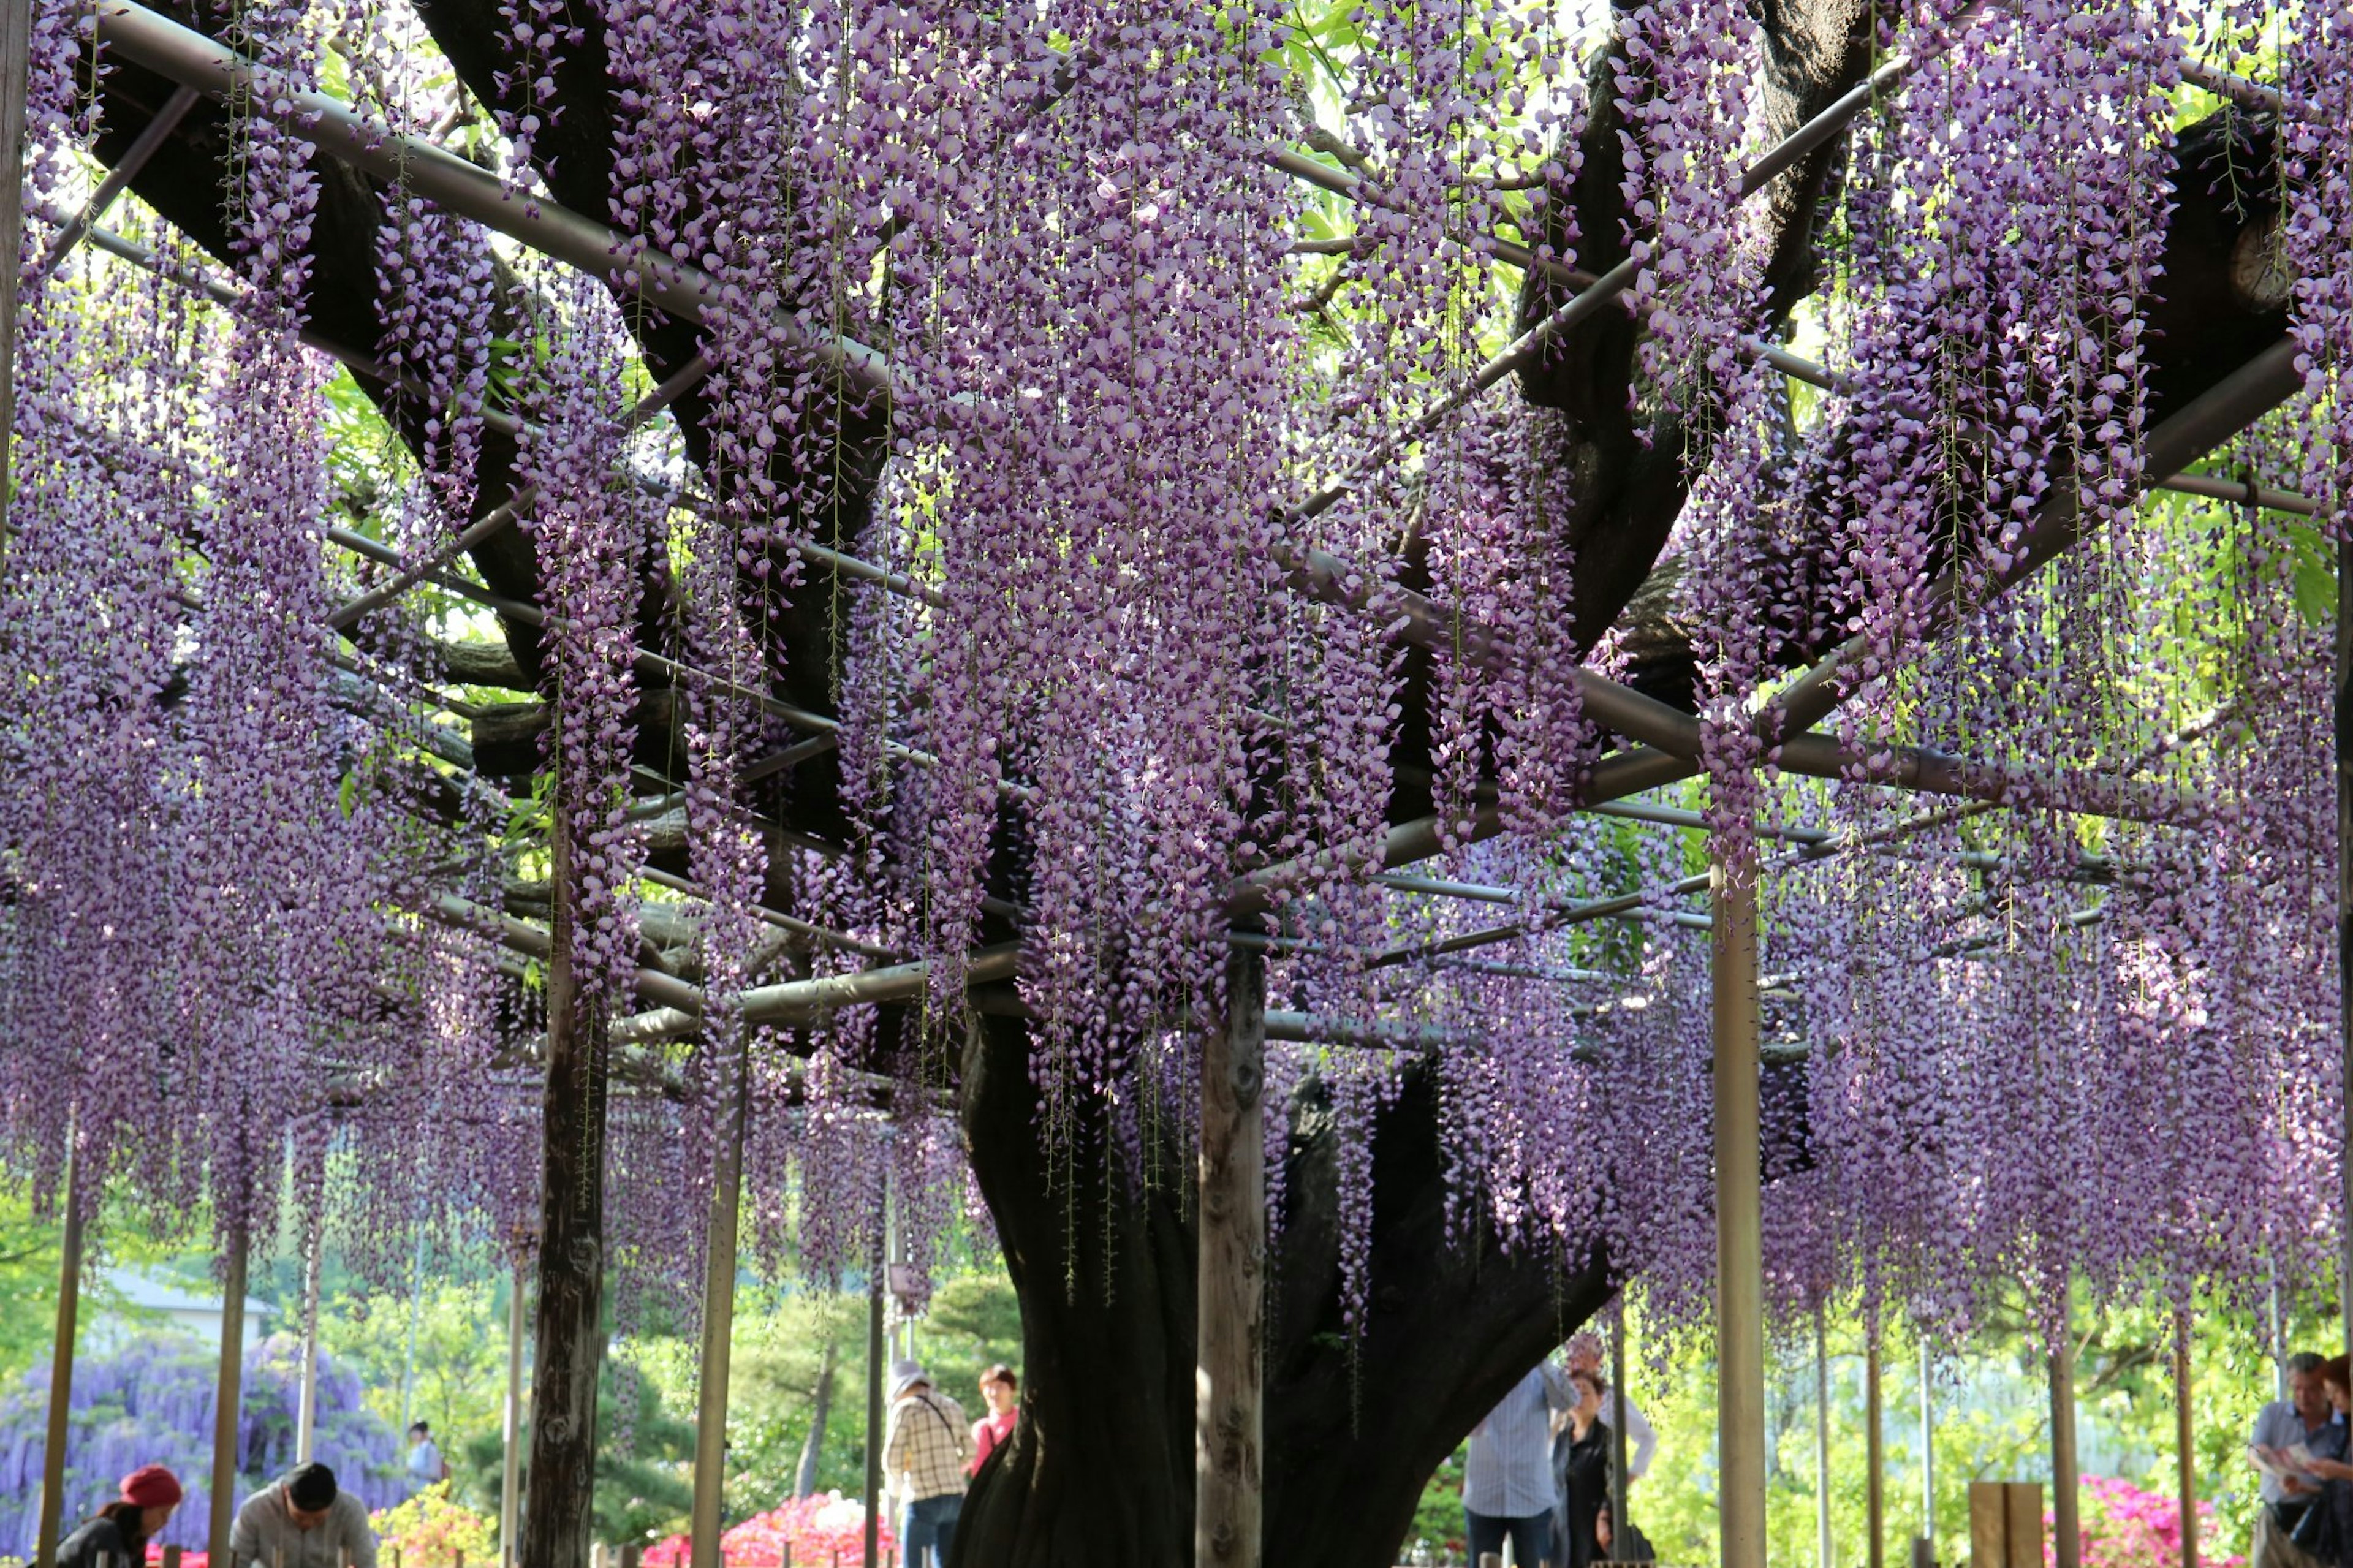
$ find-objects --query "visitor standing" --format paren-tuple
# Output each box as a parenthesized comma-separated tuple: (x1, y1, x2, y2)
(404, 1421, 448, 1496)
(1552, 1370, 1616, 1568)
(1466, 1358, 1572, 1567)
(2253, 1353, 2335, 1568)
(1566, 1332, 1657, 1484)
(970, 1363, 1019, 1475)
(57, 1465, 182, 1568)
(882, 1359, 971, 1567)
(228, 1461, 380, 1568)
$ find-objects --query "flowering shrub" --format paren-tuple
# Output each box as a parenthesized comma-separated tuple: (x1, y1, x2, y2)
(642, 1493, 895, 1567)
(373, 1483, 498, 1568)
(2047, 1475, 2246, 1568)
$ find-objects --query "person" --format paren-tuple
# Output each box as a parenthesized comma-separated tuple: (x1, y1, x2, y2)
(1552, 1369, 1615, 1568)
(1566, 1332, 1658, 1485)
(404, 1422, 448, 1496)
(881, 1359, 971, 1568)
(970, 1363, 1018, 1476)
(58, 1465, 182, 1568)
(2261, 1356, 2353, 1568)
(1466, 1358, 1572, 1567)
(229, 1461, 380, 1568)
(2253, 1354, 2335, 1568)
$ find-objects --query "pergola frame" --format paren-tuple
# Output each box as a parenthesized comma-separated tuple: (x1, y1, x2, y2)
(6, 7, 2329, 1568)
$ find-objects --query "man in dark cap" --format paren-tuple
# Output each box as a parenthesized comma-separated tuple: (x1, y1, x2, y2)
(229, 1462, 379, 1568)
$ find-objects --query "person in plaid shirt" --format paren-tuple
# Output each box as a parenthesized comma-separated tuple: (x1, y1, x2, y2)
(883, 1360, 972, 1566)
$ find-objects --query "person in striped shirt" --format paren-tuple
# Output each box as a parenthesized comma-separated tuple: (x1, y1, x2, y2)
(1466, 1358, 1574, 1566)
(882, 1360, 972, 1567)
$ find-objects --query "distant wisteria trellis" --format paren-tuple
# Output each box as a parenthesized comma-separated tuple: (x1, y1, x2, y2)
(0, 0, 2346, 1383)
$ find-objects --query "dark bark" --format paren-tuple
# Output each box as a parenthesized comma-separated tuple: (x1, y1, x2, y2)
(794, 1338, 838, 1499)
(525, 773, 613, 1568)
(953, 1010, 1615, 1568)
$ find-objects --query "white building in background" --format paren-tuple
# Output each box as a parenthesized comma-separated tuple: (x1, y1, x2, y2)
(84, 1264, 274, 1353)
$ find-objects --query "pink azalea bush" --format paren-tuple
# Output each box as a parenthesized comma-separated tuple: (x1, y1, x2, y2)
(642, 1493, 896, 1567)
(2045, 1475, 2246, 1568)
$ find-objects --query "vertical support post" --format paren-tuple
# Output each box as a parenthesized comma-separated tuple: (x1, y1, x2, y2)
(691, 1033, 753, 1568)
(2051, 1290, 2080, 1568)
(863, 1165, 885, 1568)
(295, 1233, 323, 1463)
(1919, 1343, 1935, 1546)
(502, 1263, 526, 1565)
(1197, 945, 1267, 1568)
(401, 1225, 426, 1436)
(1866, 1338, 1885, 1568)
(2175, 1314, 2197, 1568)
(35, 1140, 85, 1567)
(2340, 546, 2353, 1360)
(209, 1232, 249, 1556)
(1816, 1307, 1834, 1568)
(2267, 1270, 2286, 1402)
(1612, 1306, 1631, 1550)
(522, 783, 614, 1568)
(1713, 865, 1767, 1568)
(0, 0, 32, 558)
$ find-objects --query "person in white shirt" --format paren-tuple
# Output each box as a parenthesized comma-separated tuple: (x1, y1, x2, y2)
(403, 1423, 447, 1496)
(1567, 1331, 1657, 1485)
(229, 1463, 379, 1568)
(1466, 1360, 1573, 1566)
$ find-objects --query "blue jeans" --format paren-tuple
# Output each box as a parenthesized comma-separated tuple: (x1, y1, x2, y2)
(901, 1491, 963, 1568)
(1466, 1508, 1553, 1568)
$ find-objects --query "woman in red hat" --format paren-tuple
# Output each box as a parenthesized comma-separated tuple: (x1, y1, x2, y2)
(58, 1464, 183, 1568)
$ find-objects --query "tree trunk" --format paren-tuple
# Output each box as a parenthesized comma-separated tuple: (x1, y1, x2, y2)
(522, 784, 612, 1568)
(952, 1012, 1614, 1568)
(795, 1339, 838, 1499)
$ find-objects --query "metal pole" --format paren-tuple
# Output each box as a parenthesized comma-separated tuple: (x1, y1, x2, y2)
(1919, 1343, 1934, 1546)
(35, 1140, 85, 1567)
(1612, 1305, 1632, 1548)
(1866, 1338, 1885, 1568)
(863, 1166, 885, 1568)
(400, 1226, 425, 1436)
(1816, 1308, 1835, 1568)
(2268, 1269, 2287, 1402)
(2052, 1290, 2081, 1568)
(2176, 1314, 2197, 1568)
(209, 1232, 249, 1557)
(295, 1233, 323, 1463)
(1713, 863, 1767, 1568)
(0, 0, 34, 560)
(691, 1034, 753, 1568)
(1197, 946, 1268, 1568)
(502, 1263, 526, 1564)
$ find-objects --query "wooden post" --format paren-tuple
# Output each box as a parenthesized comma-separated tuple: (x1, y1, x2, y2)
(1611, 1306, 1631, 1549)
(209, 1230, 249, 1556)
(295, 1231, 323, 1463)
(2340, 548, 2353, 1362)
(501, 1262, 527, 1566)
(522, 786, 615, 1568)
(1197, 945, 1267, 1568)
(2052, 1290, 2081, 1568)
(1816, 1307, 1834, 1568)
(1713, 865, 1767, 1568)
(691, 1032, 753, 1568)
(863, 1168, 885, 1568)
(163, 1545, 184, 1568)
(1866, 1339, 1885, 1568)
(36, 1140, 85, 1568)
(2175, 1315, 2197, 1568)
